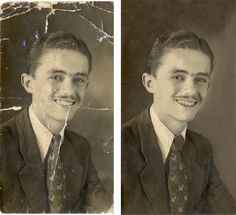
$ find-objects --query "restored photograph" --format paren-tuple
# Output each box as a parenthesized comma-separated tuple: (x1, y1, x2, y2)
(0, 2, 113, 213)
(122, 0, 236, 214)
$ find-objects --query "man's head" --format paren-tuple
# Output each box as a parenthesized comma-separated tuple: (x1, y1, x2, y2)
(26, 31, 92, 76)
(147, 31, 214, 75)
(142, 31, 213, 132)
(21, 32, 92, 130)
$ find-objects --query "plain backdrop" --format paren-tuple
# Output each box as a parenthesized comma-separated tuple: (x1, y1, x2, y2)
(122, 0, 236, 199)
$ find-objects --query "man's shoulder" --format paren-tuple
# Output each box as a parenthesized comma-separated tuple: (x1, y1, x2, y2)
(65, 128, 90, 150)
(122, 109, 150, 134)
(186, 129, 213, 154)
(0, 111, 22, 135)
(121, 109, 152, 150)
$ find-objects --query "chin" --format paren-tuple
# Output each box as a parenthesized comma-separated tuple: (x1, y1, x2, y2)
(48, 109, 76, 123)
(173, 111, 197, 122)
(175, 112, 197, 123)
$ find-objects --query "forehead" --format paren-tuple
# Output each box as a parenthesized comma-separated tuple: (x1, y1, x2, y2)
(157, 48, 211, 74)
(36, 48, 89, 75)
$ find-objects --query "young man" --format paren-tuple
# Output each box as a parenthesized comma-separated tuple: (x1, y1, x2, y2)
(122, 31, 236, 214)
(0, 32, 110, 213)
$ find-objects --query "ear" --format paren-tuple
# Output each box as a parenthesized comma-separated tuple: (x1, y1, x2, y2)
(21, 73, 34, 94)
(142, 73, 156, 94)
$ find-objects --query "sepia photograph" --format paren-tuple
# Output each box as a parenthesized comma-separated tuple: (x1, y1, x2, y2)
(122, 0, 236, 214)
(0, 1, 113, 213)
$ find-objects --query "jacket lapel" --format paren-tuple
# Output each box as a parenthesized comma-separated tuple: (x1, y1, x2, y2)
(16, 109, 48, 212)
(183, 132, 208, 212)
(60, 133, 83, 211)
(138, 110, 170, 214)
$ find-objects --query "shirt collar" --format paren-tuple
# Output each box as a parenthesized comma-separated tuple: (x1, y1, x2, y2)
(29, 105, 65, 161)
(150, 105, 187, 162)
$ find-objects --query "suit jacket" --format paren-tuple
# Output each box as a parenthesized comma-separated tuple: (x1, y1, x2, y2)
(0, 109, 111, 213)
(122, 109, 236, 214)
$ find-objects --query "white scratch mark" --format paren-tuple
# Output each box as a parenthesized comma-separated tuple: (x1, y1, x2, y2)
(88, 2, 113, 14)
(53, 8, 82, 13)
(0, 106, 23, 111)
(0, 5, 34, 21)
(0, 38, 10, 42)
(77, 106, 113, 112)
(1, 2, 113, 45)
(44, 9, 54, 34)
(77, 13, 113, 43)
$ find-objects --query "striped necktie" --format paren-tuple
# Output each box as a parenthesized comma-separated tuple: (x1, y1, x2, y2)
(168, 135, 188, 214)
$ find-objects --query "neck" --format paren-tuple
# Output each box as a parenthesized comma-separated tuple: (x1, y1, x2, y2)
(45, 119, 66, 135)
(32, 105, 67, 135)
(153, 106, 187, 136)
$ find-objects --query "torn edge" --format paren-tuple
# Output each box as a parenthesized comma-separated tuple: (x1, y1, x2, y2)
(88, 2, 113, 14)
(0, 2, 113, 44)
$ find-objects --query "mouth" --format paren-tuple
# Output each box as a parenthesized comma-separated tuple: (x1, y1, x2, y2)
(53, 98, 77, 106)
(175, 98, 199, 107)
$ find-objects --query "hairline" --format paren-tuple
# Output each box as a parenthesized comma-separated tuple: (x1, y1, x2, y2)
(150, 47, 213, 77)
(30, 47, 92, 77)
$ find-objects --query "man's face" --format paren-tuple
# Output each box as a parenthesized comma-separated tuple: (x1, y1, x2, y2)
(28, 48, 89, 126)
(144, 48, 211, 125)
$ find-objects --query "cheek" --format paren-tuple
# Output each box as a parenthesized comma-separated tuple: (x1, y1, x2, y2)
(36, 84, 54, 100)
(77, 89, 86, 98)
(199, 89, 209, 101)
(74, 87, 87, 100)
(157, 81, 179, 99)
(50, 82, 61, 93)
(197, 84, 209, 95)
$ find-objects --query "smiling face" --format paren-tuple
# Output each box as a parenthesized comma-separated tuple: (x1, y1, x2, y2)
(143, 48, 211, 131)
(22, 48, 89, 131)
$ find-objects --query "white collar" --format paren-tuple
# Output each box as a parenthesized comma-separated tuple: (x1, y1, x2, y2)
(150, 105, 187, 162)
(29, 105, 65, 161)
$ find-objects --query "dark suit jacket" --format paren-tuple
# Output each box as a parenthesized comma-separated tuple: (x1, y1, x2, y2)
(122, 109, 236, 214)
(0, 109, 111, 213)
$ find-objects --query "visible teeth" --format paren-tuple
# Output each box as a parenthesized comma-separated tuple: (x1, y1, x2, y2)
(176, 99, 196, 107)
(54, 99, 74, 106)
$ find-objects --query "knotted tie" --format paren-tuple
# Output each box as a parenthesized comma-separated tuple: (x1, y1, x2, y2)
(46, 134, 66, 213)
(168, 135, 188, 214)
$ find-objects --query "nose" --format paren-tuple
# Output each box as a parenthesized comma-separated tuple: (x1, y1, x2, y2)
(181, 77, 197, 95)
(60, 78, 75, 95)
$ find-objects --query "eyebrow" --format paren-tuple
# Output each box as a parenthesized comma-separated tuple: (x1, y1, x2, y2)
(50, 70, 89, 77)
(170, 69, 211, 78)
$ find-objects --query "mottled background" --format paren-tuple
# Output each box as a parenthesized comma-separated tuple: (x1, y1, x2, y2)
(0, 2, 113, 197)
(122, 0, 236, 199)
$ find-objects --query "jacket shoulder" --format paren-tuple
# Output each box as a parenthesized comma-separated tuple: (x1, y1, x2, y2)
(187, 129, 212, 154)
(65, 128, 90, 151)
(122, 109, 149, 136)
(0, 113, 20, 143)
(0, 113, 18, 131)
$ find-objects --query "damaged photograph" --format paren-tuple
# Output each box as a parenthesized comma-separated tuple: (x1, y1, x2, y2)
(122, 0, 236, 214)
(0, 1, 113, 213)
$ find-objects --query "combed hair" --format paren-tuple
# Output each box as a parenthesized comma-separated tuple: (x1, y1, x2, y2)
(26, 31, 92, 75)
(147, 30, 214, 75)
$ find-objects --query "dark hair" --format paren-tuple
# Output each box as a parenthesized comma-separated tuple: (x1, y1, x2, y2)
(26, 31, 92, 75)
(147, 30, 214, 75)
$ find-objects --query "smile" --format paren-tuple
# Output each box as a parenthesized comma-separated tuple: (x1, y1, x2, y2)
(175, 99, 198, 107)
(53, 99, 76, 106)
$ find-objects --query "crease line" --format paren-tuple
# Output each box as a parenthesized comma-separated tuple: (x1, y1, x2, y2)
(88, 2, 113, 14)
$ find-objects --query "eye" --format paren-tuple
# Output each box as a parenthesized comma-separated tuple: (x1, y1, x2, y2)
(195, 76, 208, 84)
(172, 74, 185, 81)
(49, 74, 63, 81)
(73, 76, 88, 85)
